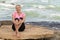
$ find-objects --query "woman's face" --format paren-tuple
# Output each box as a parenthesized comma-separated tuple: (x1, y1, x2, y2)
(16, 5, 21, 12)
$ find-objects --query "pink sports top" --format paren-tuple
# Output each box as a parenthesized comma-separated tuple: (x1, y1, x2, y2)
(12, 11, 25, 19)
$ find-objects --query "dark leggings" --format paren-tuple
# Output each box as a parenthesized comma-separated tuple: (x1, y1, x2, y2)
(12, 22, 25, 32)
(12, 18, 25, 32)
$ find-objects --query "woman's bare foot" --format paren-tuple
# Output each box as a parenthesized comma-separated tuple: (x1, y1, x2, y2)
(13, 31, 17, 36)
(16, 33, 20, 38)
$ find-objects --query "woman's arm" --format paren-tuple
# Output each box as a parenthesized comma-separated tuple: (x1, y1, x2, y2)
(12, 14, 19, 25)
(12, 15, 19, 26)
(12, 15, 16, 24)
(19, 15, 26, 24)
(21, 15, 26, 23)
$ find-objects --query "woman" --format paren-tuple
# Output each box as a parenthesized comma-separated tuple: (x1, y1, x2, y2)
(12, 5, 26, 37)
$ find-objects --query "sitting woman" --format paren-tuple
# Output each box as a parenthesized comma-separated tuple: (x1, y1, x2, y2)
(12, 5, 26, 37)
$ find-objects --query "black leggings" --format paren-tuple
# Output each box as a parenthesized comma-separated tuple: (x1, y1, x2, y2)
(12, 22, 25, 32)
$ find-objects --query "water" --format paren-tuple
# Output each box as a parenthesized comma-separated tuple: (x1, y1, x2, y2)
(0, 0, 60, 22)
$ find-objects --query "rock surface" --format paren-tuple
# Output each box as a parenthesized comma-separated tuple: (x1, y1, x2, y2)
(0, 25, 54, 40)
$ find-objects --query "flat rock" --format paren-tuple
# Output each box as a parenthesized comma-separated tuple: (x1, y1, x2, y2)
(0, 25, 54, 40)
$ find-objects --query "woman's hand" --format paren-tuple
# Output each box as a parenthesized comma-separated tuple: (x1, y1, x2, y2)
(14, 20, 19, 25)
(18, 20, 23, 24)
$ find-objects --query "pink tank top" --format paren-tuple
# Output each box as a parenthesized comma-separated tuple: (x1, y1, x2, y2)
(12, 11, 25, 19)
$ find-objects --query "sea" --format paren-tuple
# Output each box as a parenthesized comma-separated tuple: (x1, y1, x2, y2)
(0, 0, 60, 22)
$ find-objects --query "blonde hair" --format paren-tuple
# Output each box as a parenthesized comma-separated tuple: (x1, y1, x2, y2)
(16, 5, 21, 8)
